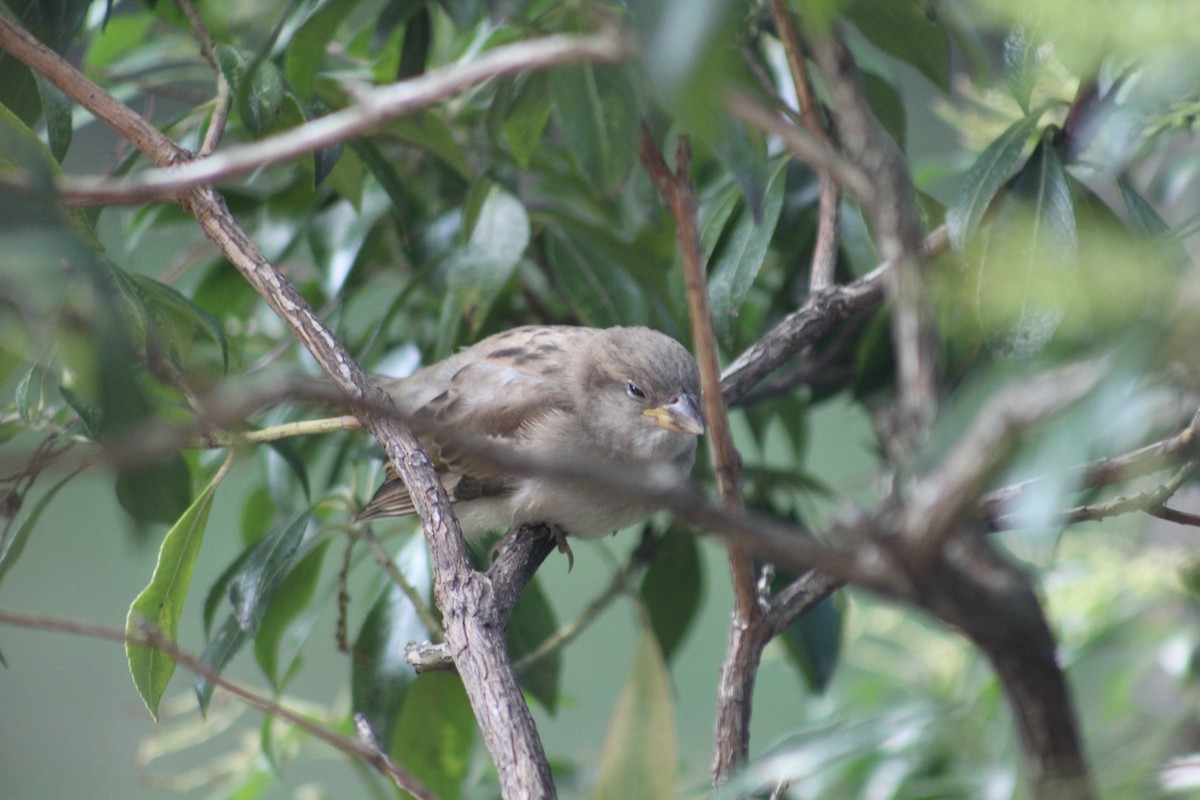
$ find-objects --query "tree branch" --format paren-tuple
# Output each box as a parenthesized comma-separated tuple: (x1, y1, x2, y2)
(53, 30, 628, 206)
(766, 0, 840, 292)
(0, 15, 557, 797)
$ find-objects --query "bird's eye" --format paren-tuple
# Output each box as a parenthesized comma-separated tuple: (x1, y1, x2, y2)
(626, 381, 646, 400)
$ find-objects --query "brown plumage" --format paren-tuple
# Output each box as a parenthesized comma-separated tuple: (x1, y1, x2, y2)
(356, 325, 704, 541)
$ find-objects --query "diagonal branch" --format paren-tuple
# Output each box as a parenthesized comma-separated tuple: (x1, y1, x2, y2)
(0, 14, 557, 797)
(53, 30, 628, 206)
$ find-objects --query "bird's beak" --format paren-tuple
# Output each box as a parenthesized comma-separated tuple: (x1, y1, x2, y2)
(644, 393, 705, 436)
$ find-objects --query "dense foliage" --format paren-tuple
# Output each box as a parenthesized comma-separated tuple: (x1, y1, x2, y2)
(2, 0, 1200, 799)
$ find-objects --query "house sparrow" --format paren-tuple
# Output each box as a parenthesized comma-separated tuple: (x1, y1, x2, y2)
(356, 326, 704, 555)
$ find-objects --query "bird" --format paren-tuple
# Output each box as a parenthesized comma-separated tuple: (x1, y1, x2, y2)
(356, 325, 704, 563)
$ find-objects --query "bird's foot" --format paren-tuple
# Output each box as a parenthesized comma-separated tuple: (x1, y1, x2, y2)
(549, 524, 574, 572)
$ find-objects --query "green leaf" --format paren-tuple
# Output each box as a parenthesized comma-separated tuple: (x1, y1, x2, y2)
(502, 74, 553, 170)
(229, 512, 310, 634)
(193, 513, 310, 711)
(387, 114, 471, 179)
(708, 160, 787, 340)
(777, 591, 843, 692)
(254, 540, 329, 687)
(286, 0, 361, 99)
(445, 186, 530, 334)
(846, 0, 950, 90)
(594, 629, 678, 800)
(194, 614, 248, 714)
(1117, 175, 1170, 238)
(216, 45, 286, 138)
(124, 256, 229, 372)
(1003, 26, 1041, 114)
(372, 0, 427, 52)
(862, 71, 907, 152)
(241, 59, 286, 138)
(396, 7, 431, 80)
(639, 529, 703, 663)
(508, 574, 561, 713)
(351, 534, 431, 750)
(33, 75, 71, 162)
(390, 673, 475, 798)
(126, 463, 228, 719)
(544, 228, 648, 327)
(974, 127, 1076, 358)
(115, 452, 193, 527)
(945, 107, 1048, 250)
(550, 65, 641, 194)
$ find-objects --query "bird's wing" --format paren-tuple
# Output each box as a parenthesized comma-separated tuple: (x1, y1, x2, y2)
(357, 328, 580, 521)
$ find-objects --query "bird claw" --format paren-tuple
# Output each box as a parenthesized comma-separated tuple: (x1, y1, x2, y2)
(549, 525, 574, 572)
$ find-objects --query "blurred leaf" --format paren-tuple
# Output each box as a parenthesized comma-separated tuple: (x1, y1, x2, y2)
(84, 11, 154, 70)
(703, 119, 769, 219)
(846, 0, 950, 89)
(126, 463, 227, 719)
(229, 512, 309, 634)
(372, 0, 426, 52)
(862, 71, 906, 151)
(1117, 176, 1169, 238)
(286, 0, 360, 98)
(124, 271, 229, 372)
(594, 629, 678, 800)
(508, 574, 561, 713)
(639, 528, 703, 663)
(545, 228, 648, 327)
(115, 452, 192, 527)
(708, 161, 787, 340)
(202, 545, 256, 638)
(194, 512, 309, 711)
(396, 7, 431, 80)
(975, 126, 1076, 359)
(216, 45, 286, 138)
(945, 107, 1048, 250)
(388, 114, 471, 179)
(550, 65, 641, 194)
(1003, 25, 1041, 114)
(266, 438, 311, 501)
(445, 185, 530, 334)
(33, 75, 71, 162)
(352, 534, 431, 750)
(502, 74, 552, 170)
(435, 0, 484, 29)
(777, 591, 843, 693)
(390, 672, 475, 797)
(194, 614, 247, 714)
(255, 540, 329, 687)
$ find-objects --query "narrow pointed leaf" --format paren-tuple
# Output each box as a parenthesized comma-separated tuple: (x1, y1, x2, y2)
(708, 161, 787, 339)
(351, 534, 431, 750)
(390, 673, 475, 798)
(594, 630, 678, 800)
(639, 529, 703, 663)
(946, 108, 1048, 250)
(126, 466, 226, 719)
(255, 541, 329, 687)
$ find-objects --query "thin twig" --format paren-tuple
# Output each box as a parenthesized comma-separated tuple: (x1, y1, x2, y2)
(767, 0, 840, 292)
(726, 90, 873, 202)
(175, 0, 230, 155)
(0, 608, 438, 799)
(355, 527, 445, 640)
